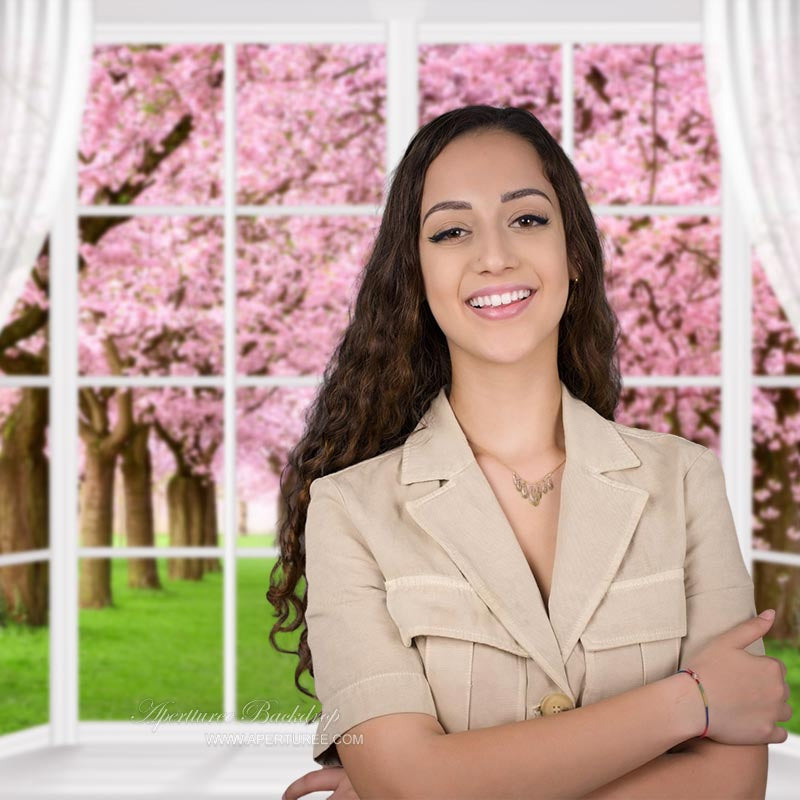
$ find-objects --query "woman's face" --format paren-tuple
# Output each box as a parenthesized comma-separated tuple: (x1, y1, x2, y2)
(418, 129, 574, 367)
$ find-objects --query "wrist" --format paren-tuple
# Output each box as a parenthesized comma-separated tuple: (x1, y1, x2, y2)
(663, 671, 708, 743)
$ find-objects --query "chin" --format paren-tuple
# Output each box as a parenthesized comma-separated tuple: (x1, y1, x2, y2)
(476, 342, 538, 364)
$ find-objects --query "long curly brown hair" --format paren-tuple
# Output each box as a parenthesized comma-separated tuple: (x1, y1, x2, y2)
(266, 104, 622, 701)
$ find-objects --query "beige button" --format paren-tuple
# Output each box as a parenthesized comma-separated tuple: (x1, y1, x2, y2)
(540, 692, 574, 715)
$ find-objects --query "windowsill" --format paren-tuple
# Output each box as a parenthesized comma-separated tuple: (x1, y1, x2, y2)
(1, 723, 799, 799)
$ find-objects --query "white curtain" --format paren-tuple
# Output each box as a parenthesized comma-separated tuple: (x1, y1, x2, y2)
(0, 0, 93, 329)
(702, 0, 800, 333)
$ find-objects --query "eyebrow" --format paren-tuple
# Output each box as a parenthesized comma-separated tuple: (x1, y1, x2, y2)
(422, 187, 554, 226)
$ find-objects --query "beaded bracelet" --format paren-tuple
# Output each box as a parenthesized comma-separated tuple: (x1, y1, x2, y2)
(675, 667, 709, 738)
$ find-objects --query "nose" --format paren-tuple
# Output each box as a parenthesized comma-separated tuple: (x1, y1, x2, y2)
(474, 224, 520, 272)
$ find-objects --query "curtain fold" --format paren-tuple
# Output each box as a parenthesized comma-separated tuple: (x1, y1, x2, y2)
(0, 0, 93, 329)
(702, 0, 800, 334)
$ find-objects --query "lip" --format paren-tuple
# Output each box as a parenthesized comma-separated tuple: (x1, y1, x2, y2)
(466, 289, 536, 321)
(465, 283, 534, 302)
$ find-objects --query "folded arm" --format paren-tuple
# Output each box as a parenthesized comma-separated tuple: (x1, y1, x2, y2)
(578, 734, 767, 799)
(580, 448, 770, 800)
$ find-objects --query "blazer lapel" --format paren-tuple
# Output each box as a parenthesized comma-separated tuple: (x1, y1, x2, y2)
(401, 380, 650, 699)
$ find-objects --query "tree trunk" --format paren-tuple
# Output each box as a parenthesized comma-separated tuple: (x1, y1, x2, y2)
(0, 387, 49, 625)
(754, 428, 800, 646)
(202, 478, 221, 573)
(121, 423, 161, 590)
(166, 473, 203, 580)
(79, 444, 116, 608)
(238, 498, 247, 535)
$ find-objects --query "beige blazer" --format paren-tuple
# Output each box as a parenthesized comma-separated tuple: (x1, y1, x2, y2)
(304, 380, 764, 767)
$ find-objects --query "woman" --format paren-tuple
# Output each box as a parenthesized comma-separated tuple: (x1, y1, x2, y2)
(271, 105, 790, 799)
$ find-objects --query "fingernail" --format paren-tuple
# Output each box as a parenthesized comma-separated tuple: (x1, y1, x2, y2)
(759, 608, 775, 619)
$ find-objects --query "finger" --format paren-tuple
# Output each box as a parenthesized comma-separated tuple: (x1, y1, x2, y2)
(326, 774, 360, 800)
(329, 788, 360, 800)
(336, 776, 361, 800)
(328, 785, 360, 800)
(283, 767, 345, 800)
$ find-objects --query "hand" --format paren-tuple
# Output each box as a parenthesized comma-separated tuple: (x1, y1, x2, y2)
(682, 611, 789, 744)
(282, 766, 361, 800)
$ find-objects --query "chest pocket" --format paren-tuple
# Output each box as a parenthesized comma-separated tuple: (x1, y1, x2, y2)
(385, 575, 528, 733)
(580, 567, 687, 706)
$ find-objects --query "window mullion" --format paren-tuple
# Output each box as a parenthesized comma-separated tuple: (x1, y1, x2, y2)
(385, 14, 420, 179)
(720, 152, 755, 577)
(223, 40, 238, 723)
(561, 40, 574, 158)
(50, 131, 80, 746)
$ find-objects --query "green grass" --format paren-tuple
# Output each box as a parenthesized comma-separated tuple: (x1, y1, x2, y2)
(78, 557, 225, 722)
(234, 534, 275, 549)
(1, 559, 797, 738)
(111, 532, 276, 548)
(0, 621, 49, 733)
(0, 553, 319, 737)
(237, 560, 318, 725)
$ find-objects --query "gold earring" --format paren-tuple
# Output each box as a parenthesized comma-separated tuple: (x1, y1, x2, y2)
(566, 276, 579, 312)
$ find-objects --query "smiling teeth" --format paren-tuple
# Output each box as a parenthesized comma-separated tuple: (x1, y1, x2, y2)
(469, 288, 532, 308)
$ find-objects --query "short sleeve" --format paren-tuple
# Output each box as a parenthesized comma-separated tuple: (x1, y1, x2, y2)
(304, 476, 437, 767)
(678, 447, 765, 673)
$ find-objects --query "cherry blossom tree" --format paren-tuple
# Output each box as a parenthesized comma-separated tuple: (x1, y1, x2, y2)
(0, 42, 796, 640)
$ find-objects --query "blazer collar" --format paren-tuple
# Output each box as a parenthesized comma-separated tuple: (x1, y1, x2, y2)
(400, 380, 649, 700)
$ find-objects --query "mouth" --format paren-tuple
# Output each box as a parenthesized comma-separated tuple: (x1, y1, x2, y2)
(465, 289, 536, 320)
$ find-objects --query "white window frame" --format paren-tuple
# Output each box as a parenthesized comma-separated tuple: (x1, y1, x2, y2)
(1, 15, 794, 757)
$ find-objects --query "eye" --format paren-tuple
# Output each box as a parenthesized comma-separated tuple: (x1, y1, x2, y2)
(426, 213, 550, 244)
(512, 213, 550, 228)
(427, 226, 467, 243)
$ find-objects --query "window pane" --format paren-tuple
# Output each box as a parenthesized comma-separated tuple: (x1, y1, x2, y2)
(599, 214, 720, 376)
(78, 216, 223, 377)
(752, 248, 800, 375)
(79, 45, 224, 207)
(235, 388, 318, 723)
(79, 557, 222, 721)
(419, 44, 562, 134)
(237, 558, 318, 726)
(235, 385, 315, 550)
(752, 386, 800, 557)
(0, 561, 49, 735)
(0, 237, 50, 377)
(0, 387, 49, 553)
(615, 385, 720, 452)
(78, 386, 223, 553)
(236, 44, 386, 206)
(574, 44, 718, 205)
(751, 561, 799, 737)
(236, 215, 379, 376)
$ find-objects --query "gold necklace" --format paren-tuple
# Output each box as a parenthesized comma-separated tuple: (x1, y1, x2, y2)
(468, 440, 566, 507)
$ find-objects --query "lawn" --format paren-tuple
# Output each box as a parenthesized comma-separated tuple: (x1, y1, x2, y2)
(2, 555, 798, 739)
(0, 550, 319, 736)
(111, 532, 276, 548)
